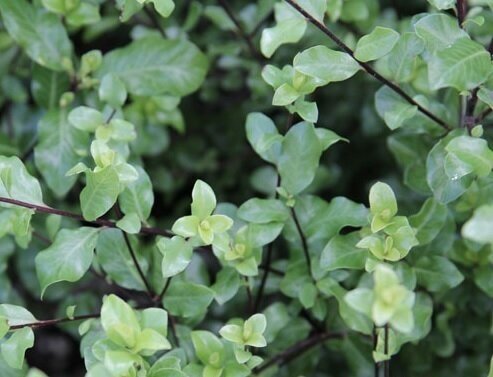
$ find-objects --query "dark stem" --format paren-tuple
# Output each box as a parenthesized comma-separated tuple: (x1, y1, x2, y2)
(10, 313, 101, 330)
(0, 197, 173, 238)
(244, 276, 254, 315)
(290, 207, 312, 277)
(374, 326, 379, 377)
(216, 0, 265, 63)
(144, 5, 166, 37)
(384, 324, 390, 377)
(122, 230, 155, 298)
(32, 230, 51, 245)
(456, 0, 467, 27)
(253, 331, 345, 373)
(477, 108, 492, 124)
(283, 0, 451, 131)
(158, 277, 172, 302)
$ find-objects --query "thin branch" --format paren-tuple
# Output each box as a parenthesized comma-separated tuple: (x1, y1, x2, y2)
(253, 330, 345, 373)
(244, 276, 254, 315)
(9, 313, 101, 331)
(384, 324, 390, 377)
(122, 231, 155, 298)
(144, 5, 166, 37)
(283, 0, 452, 131)
(290, 207, 312, 276)
(456, 0, 467, 27)
(477, 108, 492, 123)
(373, 325, 379, 377)
(158, 277, 172, 302)
(32, 230, 51, 245)
(0, 197, 173, 238)
(216, 0, 265, 63)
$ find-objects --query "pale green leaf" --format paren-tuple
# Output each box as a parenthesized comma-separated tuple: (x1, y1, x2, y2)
(354, 27, 400, 62)
(294, 45, 360, 84)
(157, 236, 193, 278)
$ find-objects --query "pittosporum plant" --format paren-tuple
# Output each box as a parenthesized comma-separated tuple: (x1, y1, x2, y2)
(0, 0, 493, 376)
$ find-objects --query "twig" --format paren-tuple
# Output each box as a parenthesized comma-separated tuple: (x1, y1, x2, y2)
(9, 313, 101, 330)
(253, 330, 345, 373)
(290, 207, 312, 277)
(373, 326, 379, 377)
(0, 197, 173, 238)
(122, 231, 155, 298)
(244, 276, 254, 314)
(384, 324, 390, 377)
(144, 5, 166, 37)
(216, 0, 265, 63)
(456, 0, 467, 27)
(157, 278, 172, 302)
(283, 0, 452, 131)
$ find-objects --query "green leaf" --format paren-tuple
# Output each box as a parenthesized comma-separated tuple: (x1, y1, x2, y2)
(96, 228, 148, 291)
(428, 38, 493, 92)
(158, 236, 193, 278)
(414, 13, 468, 52)
(414, 256, 464, 292)
(427, 0, 455, 9)
(119, 166, 154, 222)
(151, 0, 175, 18)
(116, 213, 141, 234)
(315, 128, 347, 150)
(260, 2, 306, 58)
(101, 294, 141, 348)
(293, 46, 360, 84)
(369, 181, 398, 232)
(375, 86, 418, 130)
(99, 73, 127, 108)
(68, 106, 104, 132)
(245, 112, 282, 164)
(35, 227, 100, 297)
(0, 156, 44, 205)
(97, 37, 208, 97)
(34, 109, 89, 197)
(191, 330, 224, 368)
(0, 327, 34, 369)
(427, 137, 473, 204)
(0, 305, 36, 327)
(445, 136, 493, 178)
(0, 318, 7, 340)
(210, 267, 240, 305)
(386, 32, 425, 83)
(354, 27, 399, 62)
(272, 83, 299, 106)
(163, 281, 214, 318)
(237, 198, 289, 224)
(31, 64, 70, 109)
(66, 2, 100, 27)
(0, 0, 72, 71)
(278, 122, 323, 195)
(320, 233, 367, 271)
(409, 198, 448, 245)
(80, 166, 121, 221)
(191, 180, 216, 219)
(462, 204, 493, 244)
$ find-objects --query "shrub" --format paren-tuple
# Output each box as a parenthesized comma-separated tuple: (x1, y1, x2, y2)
(0, 0, 492, 376)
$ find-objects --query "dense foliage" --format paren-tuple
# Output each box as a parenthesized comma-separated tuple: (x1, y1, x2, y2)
(0, 0, 493, 376)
